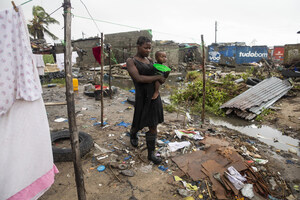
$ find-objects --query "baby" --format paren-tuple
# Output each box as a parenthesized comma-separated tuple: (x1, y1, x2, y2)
(152, 51, 171, 99)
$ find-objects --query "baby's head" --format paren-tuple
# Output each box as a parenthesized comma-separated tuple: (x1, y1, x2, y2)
(155, 51, 167, 64)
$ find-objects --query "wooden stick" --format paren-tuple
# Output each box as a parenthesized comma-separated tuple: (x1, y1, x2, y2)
(11, 1, 19, 12)
(201, 35, 206, 124)
(100, 33, 104, 127)
(108, 47, 112, 99)
(205, 179, 212, 199)
(63, 1, 86, 199)
(93, 60, 97, 84)
(44, 102, 67, 106)
(108, 163, 122, 182)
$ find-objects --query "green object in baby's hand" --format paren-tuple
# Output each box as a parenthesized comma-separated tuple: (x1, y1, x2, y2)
(153, 63, 171, 72)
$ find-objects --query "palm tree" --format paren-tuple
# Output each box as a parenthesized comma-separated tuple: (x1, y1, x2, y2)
(27, 6, 60, 40)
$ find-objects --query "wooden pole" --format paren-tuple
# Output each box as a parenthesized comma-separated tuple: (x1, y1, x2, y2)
(215, 21, 217, 43)
(63, 1, 86, 199)
(201, 35, 206, 124)
(109, 46, 112, 99)
(100, 33, 104, 126)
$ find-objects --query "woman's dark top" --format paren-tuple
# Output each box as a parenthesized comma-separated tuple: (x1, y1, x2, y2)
(130, 58, 164, 130)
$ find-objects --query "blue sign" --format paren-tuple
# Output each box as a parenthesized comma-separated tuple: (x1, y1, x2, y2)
(208, 45, 236, 65)
(236, 46, 268, 64)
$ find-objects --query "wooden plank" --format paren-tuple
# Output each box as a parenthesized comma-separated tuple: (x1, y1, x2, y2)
(44, 102, 67, 106)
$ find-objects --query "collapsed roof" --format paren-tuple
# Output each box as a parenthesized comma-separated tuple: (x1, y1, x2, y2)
(220, 77, 292, 120)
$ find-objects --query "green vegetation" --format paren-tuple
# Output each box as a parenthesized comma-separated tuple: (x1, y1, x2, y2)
(43, 78, 66, 86)
(164, 104, 177, 112)
(167, 69, 255, 116)
(27, 6, 60, 40)
(186, 71, 201, 81)
(43, 54, 55, 64)
(240, 67, 255, 81)
(255, 108, 274, 122)
(170, 76, 229, 116)
(293, 84, 300, 90)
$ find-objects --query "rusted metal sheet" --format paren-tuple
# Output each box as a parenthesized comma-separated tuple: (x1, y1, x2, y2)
(220, 77, 292, 120)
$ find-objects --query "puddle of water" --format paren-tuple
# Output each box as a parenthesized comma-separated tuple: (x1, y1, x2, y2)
(209, 116, 299, 155)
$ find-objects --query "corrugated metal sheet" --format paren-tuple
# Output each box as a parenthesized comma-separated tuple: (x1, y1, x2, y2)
(235, 46, 268, 64)
(220, 77, 292, 120)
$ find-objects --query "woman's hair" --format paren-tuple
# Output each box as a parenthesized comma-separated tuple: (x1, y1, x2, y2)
(136, 36, 151, 46)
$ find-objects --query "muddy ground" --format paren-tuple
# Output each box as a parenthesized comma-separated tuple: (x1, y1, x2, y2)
(39, 81, 300, 200)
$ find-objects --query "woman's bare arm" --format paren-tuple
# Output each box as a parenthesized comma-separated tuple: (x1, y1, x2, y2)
(126, 58, 165, 84)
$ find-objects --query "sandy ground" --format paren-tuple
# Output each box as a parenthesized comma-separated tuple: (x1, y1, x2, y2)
(39, 85, 300, 200)
(263, 89, 300, 140)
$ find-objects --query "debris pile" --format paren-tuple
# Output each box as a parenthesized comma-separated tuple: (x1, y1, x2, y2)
(220, 77, 293, 120)
(30, 38, 53, 54)
(83, 119, 297, 200)
(89, 63, 129, 78)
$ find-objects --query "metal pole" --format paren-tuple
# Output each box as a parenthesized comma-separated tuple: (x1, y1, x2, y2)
(201, 35, 206, 124)
(63, 1, 86, 199)
(100, 33, 104, 126)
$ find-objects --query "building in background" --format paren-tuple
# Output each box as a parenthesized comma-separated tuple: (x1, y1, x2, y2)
(273, 46, 284, 62)
(104, 30, 153, 64)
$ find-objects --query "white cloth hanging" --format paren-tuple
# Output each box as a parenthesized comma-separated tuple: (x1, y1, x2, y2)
(0, 6, 58, 200)
(0, 6, 42, 116)
(55, 51, 78, 71)
(33, 54, 45, 75)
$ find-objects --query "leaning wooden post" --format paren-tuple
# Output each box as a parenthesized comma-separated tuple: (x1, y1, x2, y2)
(201, 35, 206, 124)
(100, 33, 104, 126)
(63, 1, 86, 199)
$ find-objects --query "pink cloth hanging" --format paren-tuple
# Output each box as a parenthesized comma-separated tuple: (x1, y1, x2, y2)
(0, 6, 42, 116)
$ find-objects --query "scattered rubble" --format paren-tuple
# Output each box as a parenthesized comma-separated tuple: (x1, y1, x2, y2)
(40, 58, 299, 199)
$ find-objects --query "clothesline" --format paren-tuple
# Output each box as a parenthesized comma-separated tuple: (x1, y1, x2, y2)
(65, 11, 199, 42)
(20, 0, 33, 6)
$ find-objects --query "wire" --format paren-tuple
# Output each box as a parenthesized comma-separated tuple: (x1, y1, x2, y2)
(79, 0, 102, 35)
(20, 0, 33, 6)
(49, 5, 63, 16)
(72, 13, 140, 30)
(71, 13, 199, 42)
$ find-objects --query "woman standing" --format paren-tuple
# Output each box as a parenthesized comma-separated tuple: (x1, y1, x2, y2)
(126, 36, 165, 164)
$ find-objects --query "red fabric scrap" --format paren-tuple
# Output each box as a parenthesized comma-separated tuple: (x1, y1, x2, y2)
(92, 46, 102, 64)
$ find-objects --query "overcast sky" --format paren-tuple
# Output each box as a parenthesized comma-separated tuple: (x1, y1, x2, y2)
(1, 0, 300, 46)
